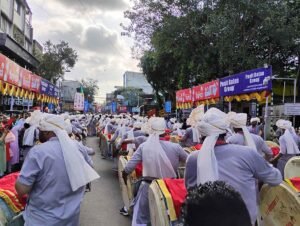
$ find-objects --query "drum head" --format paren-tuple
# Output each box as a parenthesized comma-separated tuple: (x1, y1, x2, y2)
(284, 157, 300, 179)
(259, 183, 300, 226)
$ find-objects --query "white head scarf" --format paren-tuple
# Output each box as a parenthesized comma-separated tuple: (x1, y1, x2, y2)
(227, 112, 257, 151)
(188, 105, 205, 143)
(142, 117, 176, 178)
(250, 117, 260, 123)
(23, 111, 44, 146)
(39, 114, 99, 191)
(196, 108, 230, 185)
(276, 119, 300, 155)
(173, 123, 183, 136)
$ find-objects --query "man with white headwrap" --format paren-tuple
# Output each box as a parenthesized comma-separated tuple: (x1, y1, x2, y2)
(271, 119, 300, 177)
(185, 108, 282, 225)
(248, 117, 263, 135)
(227, 112, 273, 160)
(15, 114, 99, 226)
(122, 117, 188, 226)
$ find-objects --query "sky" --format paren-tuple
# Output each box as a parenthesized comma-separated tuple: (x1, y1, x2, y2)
(28, 0, 140, 103)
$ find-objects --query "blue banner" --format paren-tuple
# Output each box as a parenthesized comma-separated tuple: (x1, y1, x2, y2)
(84, 101, 89, 113)
(165, 101, 172, 113)
(111, 101, 117, 113)
(220, 67, 272, 96)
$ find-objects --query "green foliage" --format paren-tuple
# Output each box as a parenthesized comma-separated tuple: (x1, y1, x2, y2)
(124, 0, 300, 106)
(37, 41, 78, 83)
(81, 78, 99, 103)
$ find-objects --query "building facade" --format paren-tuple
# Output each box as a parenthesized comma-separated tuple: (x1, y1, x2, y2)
(0, 0, 38, 70)
(123, 71, 153, 94)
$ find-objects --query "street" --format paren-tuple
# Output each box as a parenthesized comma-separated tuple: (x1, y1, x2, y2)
(79, 137, 131, 226)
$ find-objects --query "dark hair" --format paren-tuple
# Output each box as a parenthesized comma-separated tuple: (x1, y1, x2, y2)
(24, 123, 30, 129)
(182, 181, 251, 226)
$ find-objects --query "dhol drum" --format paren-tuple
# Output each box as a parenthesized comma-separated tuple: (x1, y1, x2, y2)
(118, 156, 138, 212)
(259, 182, 300, 226)
(284, 156, 300, 179)
(149, 179, 187, 226)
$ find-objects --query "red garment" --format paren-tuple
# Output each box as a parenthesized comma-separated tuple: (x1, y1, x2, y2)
(135, 163, 143, 178)
(160, 136, 170, 141)
(290, 177, 300, 191)
(193, 144, 202, 150)
(0, 172, 26, 212)
(164, 178, 187, 217)
(5, 143, 11, 162)
(271, 147, 280, 157)
(165, 129, 172, 134)
(121, 143, 127, 151)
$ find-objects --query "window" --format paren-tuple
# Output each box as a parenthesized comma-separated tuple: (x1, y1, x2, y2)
(1, 16, 10, 34)
(14, 0, 21, 15)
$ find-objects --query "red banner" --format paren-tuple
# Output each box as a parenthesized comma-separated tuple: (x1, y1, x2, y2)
(20, 68, 32, 89)
(0, 54, 7, 80)
(5, 58, 20, 86)
(176, 88, 193, 103)
(192, 80, 220, 101)
(30, 74, 41, 93)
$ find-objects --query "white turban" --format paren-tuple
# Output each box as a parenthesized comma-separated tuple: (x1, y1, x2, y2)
(142, 117, 176, 178)
(227, 112, 257, 151)
(39, 114, 99, 191)
(250, 117, 260, 123)
(133, 122, 143, 129)
(196, 108, 230, 185)
(276, 119, 300, 155)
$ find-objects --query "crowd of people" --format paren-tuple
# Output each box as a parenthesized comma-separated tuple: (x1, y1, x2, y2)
(0, 107, 299, 225)
(96, 107, 299, 226)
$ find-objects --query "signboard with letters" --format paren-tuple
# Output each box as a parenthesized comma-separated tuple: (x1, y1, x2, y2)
(220, 67, 272, 96)
(20, 68, 32, 89)
(192, 80, 220, 101)
(284, 103, 300, 116)
(74, 93, 84, 111)
(176, 88, 192, 103)
(30, 74, 41, 93)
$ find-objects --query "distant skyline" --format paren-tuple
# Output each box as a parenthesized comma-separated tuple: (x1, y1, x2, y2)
(29, 0, 140, 103)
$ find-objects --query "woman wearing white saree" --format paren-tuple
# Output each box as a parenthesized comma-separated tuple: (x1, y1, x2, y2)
(123, 117, 188, 226)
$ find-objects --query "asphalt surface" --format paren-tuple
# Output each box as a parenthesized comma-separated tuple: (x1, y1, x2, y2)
(79, 137, 131, 226)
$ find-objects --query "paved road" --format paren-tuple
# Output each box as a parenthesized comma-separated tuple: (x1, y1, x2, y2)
(79, 137, 131, 226)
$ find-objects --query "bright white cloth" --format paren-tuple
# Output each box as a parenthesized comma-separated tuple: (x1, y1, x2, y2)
(142, 117, 176, 178)
(192, 127, 200, 143)
(196, 108, 229, 185)
(39, 115, 99, 191)
(227, 112, 257, 151)
(23, 126, 37, 147)
(127, 128, 136, 151)
(250, 117, 260, 123)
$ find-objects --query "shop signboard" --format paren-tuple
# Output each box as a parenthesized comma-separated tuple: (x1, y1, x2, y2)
(54, 86, 60, 98)
(48, 83, 54, 97)
(193, 80, 220, 101)
(220, 67, 272, 96)
(74, 92, 84, 111)
(20, 68, 32, 90)
(1, 97, 33, 106)
(284, 103, 300, 116)
(0, 54, 6, 80)
(5, 58, 20, 86)
(176, 90, 184, 103)
(177, 88, 192, 103)
(40, 79, 50, 95)
(31, 74, 41, 92)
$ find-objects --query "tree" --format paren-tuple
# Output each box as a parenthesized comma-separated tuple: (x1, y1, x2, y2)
(124, 0, 300, 105)
(37, 41, 78, 83)
(81, 78, 99, 103)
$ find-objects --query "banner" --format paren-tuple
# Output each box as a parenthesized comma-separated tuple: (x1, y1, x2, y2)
(165, 101, 172, 113)
(193, 80, 220, 101)
(31, 74, 41, 93)
(48, 83, 54, 96)
(20, 68, 32, 90)
(0, 54, 6, 80)
(54, 86, 60, 97)
(5, 58, 20, 86)
(74, 92, 84, 111)
(220, 67, 272, 96)
(176, 88, 192, 103)
(84, 100, 89, 113)
(40, 79, 50, 95)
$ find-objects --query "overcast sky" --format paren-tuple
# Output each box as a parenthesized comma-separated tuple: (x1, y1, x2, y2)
(29, 0, 140, 103)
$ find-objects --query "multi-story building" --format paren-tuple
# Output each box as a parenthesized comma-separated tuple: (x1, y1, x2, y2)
(0, 0, 39, 70)
(61, 80, 82, 112)
(123, 71, 153, 94)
